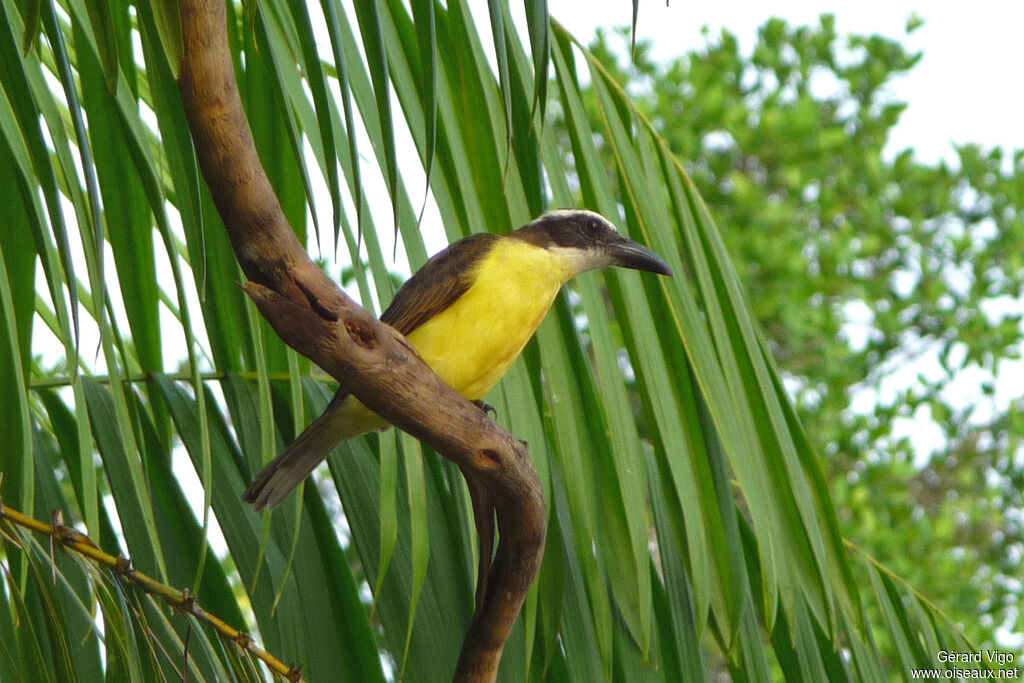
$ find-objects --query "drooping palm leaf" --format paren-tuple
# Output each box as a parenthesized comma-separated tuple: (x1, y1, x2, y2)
(0, 0, 995, 680)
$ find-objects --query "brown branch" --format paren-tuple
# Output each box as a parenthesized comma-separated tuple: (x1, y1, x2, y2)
(0, 504, 304, 682)
(176, 1, 546, 681)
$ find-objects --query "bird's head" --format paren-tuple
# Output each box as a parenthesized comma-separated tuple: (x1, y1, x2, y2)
(512, 209, 673, 277)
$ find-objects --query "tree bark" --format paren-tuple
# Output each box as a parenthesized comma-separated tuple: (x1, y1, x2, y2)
(176, 2, 546, 680)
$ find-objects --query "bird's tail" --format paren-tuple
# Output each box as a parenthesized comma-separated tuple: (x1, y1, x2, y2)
(243, 391, 384, 511)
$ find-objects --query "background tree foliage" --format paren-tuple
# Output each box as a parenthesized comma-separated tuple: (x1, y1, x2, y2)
(578, 14, 1024, 651)
(0, 0, 1016, 679)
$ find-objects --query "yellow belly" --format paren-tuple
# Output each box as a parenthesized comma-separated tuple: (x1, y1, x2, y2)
(342, 238, 574, 430)
(404, 239, 572, 399)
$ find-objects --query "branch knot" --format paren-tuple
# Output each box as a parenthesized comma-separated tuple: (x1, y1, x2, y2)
(344, 318, 377, 349)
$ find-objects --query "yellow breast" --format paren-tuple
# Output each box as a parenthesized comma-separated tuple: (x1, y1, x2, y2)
(404, 238, 574, 400)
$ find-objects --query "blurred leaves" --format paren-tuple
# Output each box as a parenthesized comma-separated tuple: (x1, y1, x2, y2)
(579, 13, 1024, 655)
(0, 1, 1007, 680)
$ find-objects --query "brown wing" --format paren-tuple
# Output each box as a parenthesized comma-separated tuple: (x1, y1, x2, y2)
(380, 232, 499, 336)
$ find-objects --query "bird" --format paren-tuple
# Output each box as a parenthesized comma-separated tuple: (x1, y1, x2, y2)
(243, 209, 673, 511)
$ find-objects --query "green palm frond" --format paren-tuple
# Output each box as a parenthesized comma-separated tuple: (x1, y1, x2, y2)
(0, 0, 995, 680)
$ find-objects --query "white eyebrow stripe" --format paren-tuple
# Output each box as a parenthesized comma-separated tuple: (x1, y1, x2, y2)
(542, 208, 608, 222)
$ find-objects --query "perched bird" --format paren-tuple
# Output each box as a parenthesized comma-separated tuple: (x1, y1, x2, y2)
(243, 209, 672, 511)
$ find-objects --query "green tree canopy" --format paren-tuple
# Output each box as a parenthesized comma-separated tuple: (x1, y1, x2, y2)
(580, 13, 1024, 651)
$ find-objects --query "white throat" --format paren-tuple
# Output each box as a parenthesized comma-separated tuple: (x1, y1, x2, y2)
(549, 245, 614, 276)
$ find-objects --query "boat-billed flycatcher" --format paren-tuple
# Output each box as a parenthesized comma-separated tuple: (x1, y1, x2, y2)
(244, 209, 672, 511)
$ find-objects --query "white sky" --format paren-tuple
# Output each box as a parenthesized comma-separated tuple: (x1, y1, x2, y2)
(542, 1, 1024, 164)
(522, 1, 1024, 459)
(72, 1, 1021, 440)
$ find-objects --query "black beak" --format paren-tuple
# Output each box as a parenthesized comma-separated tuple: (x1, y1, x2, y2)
(610, 239, 673, 277)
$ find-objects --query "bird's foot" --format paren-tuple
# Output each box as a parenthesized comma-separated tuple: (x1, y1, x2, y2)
(473, 400, 497, 418)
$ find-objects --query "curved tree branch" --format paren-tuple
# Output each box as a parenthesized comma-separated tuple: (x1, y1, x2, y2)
(176, 1, 546, 680)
